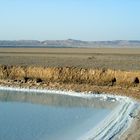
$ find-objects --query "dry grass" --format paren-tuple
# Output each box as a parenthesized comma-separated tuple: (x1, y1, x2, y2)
(0, 65, 140, 87)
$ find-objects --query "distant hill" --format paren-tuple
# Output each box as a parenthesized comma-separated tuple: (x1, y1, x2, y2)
(0, 39, 140, 48)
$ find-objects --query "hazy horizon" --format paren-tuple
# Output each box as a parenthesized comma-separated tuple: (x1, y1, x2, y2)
(0, 0, 140, 41)
(1, 39, 140, 42)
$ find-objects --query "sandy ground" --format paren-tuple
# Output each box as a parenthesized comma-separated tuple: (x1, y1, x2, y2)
(0, 47, 140, 139)
(0, 48, 140, 70)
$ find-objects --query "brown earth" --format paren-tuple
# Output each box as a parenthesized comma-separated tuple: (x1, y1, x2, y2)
(0, 48, 140, 139)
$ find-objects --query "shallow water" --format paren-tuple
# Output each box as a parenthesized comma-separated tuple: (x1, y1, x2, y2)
(0, 90, 116, 140)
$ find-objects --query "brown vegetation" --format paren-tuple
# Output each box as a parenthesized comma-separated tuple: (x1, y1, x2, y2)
(0, 65, 140, 88)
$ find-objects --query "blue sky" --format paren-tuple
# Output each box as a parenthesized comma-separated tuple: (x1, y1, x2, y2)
(0, 0, 140, 41)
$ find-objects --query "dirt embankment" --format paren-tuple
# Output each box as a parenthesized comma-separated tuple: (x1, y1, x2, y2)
(0, 65, 140, 99)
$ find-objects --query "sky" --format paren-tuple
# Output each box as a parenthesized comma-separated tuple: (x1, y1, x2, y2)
(0, 0, 140, 41)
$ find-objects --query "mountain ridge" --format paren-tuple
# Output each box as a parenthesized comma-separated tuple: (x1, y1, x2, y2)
(0, 39, 140, 47)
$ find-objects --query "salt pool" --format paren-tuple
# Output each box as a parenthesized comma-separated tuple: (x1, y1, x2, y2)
(0, 89, 117, 140)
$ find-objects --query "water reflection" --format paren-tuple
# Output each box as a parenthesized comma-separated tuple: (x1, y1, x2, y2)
(0, 90, 118, 109)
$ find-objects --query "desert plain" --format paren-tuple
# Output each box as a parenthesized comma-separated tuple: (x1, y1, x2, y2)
(0, 48, 140, 70)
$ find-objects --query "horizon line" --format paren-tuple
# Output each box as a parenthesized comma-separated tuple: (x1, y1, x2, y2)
(0, 39, 140, 42)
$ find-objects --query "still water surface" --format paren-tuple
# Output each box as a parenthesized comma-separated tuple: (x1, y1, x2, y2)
(0, 90, 116, 140)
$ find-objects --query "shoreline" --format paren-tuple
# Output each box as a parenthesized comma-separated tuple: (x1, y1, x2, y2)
(0, 85, 139, 139)
(0, 78, 140, 100)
